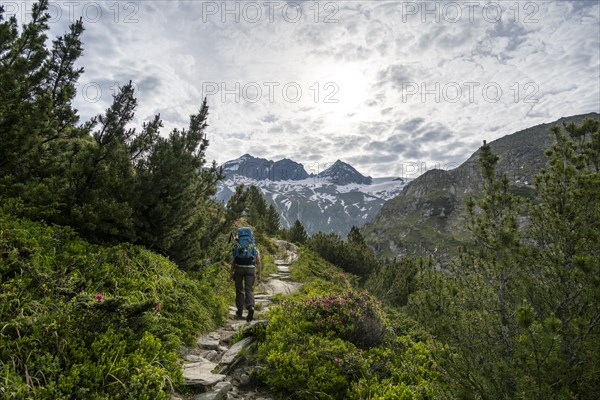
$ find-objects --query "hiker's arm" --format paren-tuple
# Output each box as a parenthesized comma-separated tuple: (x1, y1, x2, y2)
(256, 253, 262, 282)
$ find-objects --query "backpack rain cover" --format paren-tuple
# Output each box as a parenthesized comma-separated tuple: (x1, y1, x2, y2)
(233, 227, 257, 265)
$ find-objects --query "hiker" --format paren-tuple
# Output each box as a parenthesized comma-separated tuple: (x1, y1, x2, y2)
(231, 227, 262, 322)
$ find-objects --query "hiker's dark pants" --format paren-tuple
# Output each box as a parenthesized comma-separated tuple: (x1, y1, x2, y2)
(234, 265, 256, 312)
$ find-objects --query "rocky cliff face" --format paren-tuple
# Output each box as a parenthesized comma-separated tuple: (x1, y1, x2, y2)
(222, 154, 309, 181)
(363, 112, 600, 263)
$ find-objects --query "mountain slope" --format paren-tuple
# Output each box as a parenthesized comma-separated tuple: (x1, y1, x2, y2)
(363, 112, 600, 262)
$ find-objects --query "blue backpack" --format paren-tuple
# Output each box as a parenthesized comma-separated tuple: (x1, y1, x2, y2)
(233, 227, 257, 265)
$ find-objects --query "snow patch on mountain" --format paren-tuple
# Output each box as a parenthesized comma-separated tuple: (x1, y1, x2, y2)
(216, 155, 411, 236)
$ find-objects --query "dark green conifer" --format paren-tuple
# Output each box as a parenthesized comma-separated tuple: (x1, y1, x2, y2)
(265, 204, 281, 234)
(288, 219, 308, 244)
(347, 225, 366, 246)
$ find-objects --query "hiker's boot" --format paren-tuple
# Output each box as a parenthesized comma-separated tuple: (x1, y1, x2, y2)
(235, 309, 244, 319)
(246, 306, 254, 322)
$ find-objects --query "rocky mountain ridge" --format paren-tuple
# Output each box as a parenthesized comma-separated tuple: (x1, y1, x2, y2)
(217, 156, 407, 237)
(362, 112, 600, 262)
(222, 154, 309, 181)
(221, 154, 373, 185)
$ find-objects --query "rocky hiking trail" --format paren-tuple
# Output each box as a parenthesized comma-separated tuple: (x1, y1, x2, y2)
(173, 240, 301, 400)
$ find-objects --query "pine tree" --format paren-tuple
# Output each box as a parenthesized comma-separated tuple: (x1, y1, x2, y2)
(365, 257, 419, 307)
(0, 1, 86, 216)
(288, 219, 308, 244)
(347, 225, 366, 246)
(408, 124, 600, 399)
(133, 97, 223, 268)
(265, 204, 281, 235)
(0, 1, 50, 184)
(413, 141, 526, 399)
(65, 82, 138, 240)
(42, 16, 84, 135)
(522, 119, 600, 397)
(226, 185, 249, 224)
(465, 140, 525, 350)
(0, 2, 228, 271)
(247, 185, 268, 230)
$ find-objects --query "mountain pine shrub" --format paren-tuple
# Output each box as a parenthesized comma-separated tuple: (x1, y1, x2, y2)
(255, 287, 443, 399)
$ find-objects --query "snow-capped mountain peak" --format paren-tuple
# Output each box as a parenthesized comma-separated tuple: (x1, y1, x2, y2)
(318, 160, 373, 185)
(216, 154, 410, 237)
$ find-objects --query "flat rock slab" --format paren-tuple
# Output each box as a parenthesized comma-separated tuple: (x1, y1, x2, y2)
(220, 337, 255, 365)
(276, 266, 290, 273)
(197, 332, 220, 350)
(274, 260, 289, 266)
(264, 279, 300, 296)
(194, 381, 232, 400)
(183, 359, 226, 386)
(183, 354, 204, 362)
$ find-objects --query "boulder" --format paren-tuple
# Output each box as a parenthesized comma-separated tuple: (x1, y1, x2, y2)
(220, 337, 254, 365)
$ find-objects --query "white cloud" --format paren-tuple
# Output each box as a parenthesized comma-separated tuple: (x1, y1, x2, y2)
(31, 0, 600, 177)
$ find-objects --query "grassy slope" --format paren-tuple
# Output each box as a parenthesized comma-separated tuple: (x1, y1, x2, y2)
(0, 205, 233, 399)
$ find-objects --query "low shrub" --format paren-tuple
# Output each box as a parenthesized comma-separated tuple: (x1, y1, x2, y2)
(0, 209, 230, 399)
(255, 289, 443, 400)
(290, 248, 356, 288)
(301, 290, 390, 349)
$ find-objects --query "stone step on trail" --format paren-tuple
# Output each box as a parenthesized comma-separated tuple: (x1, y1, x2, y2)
(197, 332, 220, 350)
(263, 279, 301, 296)
(227, 320, 267, 333)
(183, 354, 205, 362)
(183, 358, 226, 387)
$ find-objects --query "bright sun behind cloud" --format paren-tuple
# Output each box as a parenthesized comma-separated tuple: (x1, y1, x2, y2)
(306, 63, 370, 114)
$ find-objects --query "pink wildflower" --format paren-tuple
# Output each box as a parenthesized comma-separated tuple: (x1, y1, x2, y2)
(95, 294, 104, 301)
(156, 303, 161, 312)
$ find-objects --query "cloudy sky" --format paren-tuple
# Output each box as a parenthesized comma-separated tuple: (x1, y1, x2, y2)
(13, 0, 599, 178)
